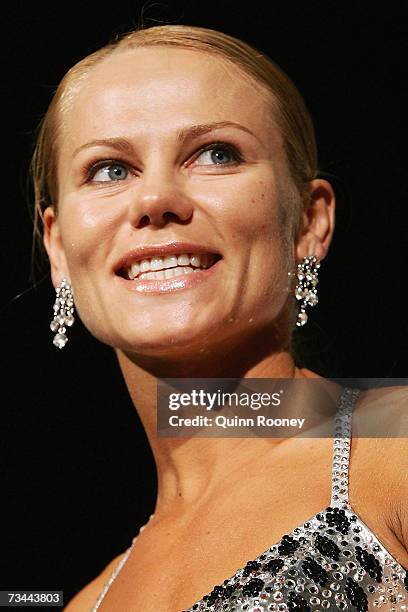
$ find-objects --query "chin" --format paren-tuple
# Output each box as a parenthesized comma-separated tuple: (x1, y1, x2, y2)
(96, 323, 217, 357)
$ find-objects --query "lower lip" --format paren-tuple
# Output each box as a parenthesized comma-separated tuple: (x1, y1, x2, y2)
(116, 259, 222, 294)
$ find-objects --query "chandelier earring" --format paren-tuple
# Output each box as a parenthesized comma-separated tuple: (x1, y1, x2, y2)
(50, 278, 75, 348)
(292, 255, 321, 327)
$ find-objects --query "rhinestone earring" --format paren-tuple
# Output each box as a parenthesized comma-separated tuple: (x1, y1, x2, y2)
(50, 278, 75, 348)
(294, 255, 320, 326)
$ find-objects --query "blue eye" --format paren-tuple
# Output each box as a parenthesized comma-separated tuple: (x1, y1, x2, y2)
(195, 145, 240, 166)
(90, 163, 129, 182)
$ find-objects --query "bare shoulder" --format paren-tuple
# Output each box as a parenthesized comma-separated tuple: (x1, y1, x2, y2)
(63, 551, 126, 611)
(353, 384, 408, 439)
(352, 384, 408, 478)
(352, 384, 408, 556)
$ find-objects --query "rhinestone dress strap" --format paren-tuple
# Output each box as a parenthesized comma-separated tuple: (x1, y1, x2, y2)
(91, 514, 154, 611)
(330, 386, 361, 509)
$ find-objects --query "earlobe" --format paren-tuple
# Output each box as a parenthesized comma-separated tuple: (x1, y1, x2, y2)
(295, 178, 336, 262)
(43, 206, 69, 286)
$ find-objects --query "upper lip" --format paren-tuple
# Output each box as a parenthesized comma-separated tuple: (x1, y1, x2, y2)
(114, 241, 222, 273)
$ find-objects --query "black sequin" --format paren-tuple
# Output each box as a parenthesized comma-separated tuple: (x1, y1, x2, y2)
(277, 534, 301, 556)
(241, 577, 264, 597)
(314, 534, 341, 560)
(242, 560, 260, 576)
(404, 571, 408, 591)
(345, 576, 368, 612)
(355, 545, 383, 582)
(301, 556, 329, 586)
(287, 591, 311, 611)
(205, 585, 224, 605)
(325, 506, 351, 534)
(263, 557, 285, 575)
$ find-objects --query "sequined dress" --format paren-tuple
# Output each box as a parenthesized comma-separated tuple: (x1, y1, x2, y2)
(92, 387, 408, 611)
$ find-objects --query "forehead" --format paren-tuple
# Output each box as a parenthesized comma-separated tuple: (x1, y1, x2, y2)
(60, 46, 280, 154)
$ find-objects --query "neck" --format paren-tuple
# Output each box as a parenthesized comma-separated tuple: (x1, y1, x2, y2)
(114, 322, 300, 520)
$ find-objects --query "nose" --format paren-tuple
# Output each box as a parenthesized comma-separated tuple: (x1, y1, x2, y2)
(127, 163, 193, 228)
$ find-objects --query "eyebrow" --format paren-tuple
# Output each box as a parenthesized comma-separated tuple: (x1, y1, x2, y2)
(72, 121, 258, 159)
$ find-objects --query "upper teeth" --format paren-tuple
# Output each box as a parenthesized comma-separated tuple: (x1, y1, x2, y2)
(127, 253, 215, 280)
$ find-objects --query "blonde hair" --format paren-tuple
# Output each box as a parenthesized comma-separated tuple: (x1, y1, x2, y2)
(30, 24, 318, 269)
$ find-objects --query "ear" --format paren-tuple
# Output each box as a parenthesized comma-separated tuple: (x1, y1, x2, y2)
(43, 206, 70, 287)
(295, 179, 336, 261)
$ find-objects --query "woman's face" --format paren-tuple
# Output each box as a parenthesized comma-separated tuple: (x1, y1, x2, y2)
(44, 46, 301, 356)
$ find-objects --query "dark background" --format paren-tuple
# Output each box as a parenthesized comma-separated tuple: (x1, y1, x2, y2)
(2, 1, 407, 607)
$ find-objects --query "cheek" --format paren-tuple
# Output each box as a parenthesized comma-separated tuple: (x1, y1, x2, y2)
(219, 175, 284, 244)
(58, 197, 119, 268)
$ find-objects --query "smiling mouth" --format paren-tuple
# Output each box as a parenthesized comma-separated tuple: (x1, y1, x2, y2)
(116, 252, 222, 281)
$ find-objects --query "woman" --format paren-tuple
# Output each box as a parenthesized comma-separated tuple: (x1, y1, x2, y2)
(31, 24, 407, 611)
